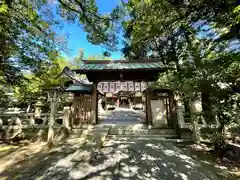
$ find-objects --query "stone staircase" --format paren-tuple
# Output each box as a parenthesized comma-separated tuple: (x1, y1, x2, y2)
(67, 125, 193, 142)
(100, 124, 180, 139)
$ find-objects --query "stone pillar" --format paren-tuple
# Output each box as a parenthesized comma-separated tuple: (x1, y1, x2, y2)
(91, 84, 97, 124)
(128, 98, 133, 109)
(116, 99, 120, 108)
(190, 94, 202, 143)
(63, 106, 70, 129)
(98, 98, 104, 113)
(47, 91, 57, 146)
(174, 94, 185, 128)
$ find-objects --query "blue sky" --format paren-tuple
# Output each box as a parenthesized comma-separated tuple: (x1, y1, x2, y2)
(54, 0, 123, 60)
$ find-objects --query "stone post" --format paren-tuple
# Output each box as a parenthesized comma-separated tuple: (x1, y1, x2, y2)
(63, 106, 70, 129)
(98, 98, 104, 113)
(47, 91, 57, 146)
(128, 98, 133, 109)
(116, 99, 120, 108)
(190, 93, 202, 143)
(174, 94, 185, 128)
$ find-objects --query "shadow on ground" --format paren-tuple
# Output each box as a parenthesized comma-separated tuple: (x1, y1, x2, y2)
(0, 132, 225, 180)
(175, 143, 240, 180)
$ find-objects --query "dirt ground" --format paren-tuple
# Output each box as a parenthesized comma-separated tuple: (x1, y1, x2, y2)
(175, 143, 240, 180)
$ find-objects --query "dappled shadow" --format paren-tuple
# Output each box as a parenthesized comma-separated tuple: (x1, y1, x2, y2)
(175, 143, 240, 180)
(0, 133, 222, 180)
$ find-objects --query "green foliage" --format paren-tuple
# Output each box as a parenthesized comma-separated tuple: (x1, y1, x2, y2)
(72, 49, 85, 67)
(12, 56, 71, 107)
(121, 0, 240, 141)
(0, 0, 64, 86)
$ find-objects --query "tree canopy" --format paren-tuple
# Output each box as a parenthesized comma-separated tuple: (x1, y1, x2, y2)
(119, 0, 240, 140)
(56, 0, 122, 52)
(0, 0, 64, 86)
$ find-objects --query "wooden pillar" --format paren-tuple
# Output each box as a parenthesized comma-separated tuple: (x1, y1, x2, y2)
(146, 89, 152, 125)
(69, 105, 74, 129)
(91, 83, 97, 124)
(145, 92, 148, 122)
(47, 91, 57, 146)
(169, 92, 178, 130)
(72, 94, 77, 125)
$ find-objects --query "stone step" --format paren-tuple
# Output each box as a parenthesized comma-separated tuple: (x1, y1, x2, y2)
(108, 127, 177, 135)
(107, 135, 193, 142)
(179, 128, 193, 139)
(108, 134, 179, 139)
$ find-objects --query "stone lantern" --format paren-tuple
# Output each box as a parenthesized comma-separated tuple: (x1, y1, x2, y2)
(35, 100, 44, 118)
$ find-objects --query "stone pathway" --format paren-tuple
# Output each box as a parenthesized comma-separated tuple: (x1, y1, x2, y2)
(100, 108, 145, 125)
(0, 128, 220, 180)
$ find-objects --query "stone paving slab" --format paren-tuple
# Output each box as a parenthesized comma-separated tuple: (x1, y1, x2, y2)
(100, 108, 144, 125)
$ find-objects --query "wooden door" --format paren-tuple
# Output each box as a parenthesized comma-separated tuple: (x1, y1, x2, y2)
(72, 94, 92, 127)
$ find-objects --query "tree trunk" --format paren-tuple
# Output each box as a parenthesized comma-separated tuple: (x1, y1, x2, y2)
(201, 91, 214, 124)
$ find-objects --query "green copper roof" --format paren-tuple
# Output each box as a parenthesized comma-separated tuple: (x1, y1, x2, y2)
(64, 84, 92, 93)
(76, 60, 164, 72)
